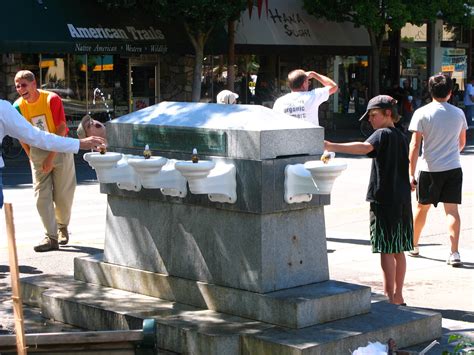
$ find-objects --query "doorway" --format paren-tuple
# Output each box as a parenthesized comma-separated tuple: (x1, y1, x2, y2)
(130, 62, 160, 112)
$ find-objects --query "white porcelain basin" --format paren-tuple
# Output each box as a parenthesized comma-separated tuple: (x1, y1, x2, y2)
(303, 159, 347, 194)
(83, 152, 141, 191)
(83, 152, 123, 169)
(174, 160, 216, 180)
(128, 156, 168, 173)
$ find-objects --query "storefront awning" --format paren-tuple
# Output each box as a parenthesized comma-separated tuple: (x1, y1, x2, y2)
(236, 0, 370, 51)
(0, 0, 185, 55)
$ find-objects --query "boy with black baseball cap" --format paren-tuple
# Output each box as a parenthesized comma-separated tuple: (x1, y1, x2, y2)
(325, 94, 413, 305)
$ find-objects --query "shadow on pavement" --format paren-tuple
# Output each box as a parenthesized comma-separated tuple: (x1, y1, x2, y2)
(3, 151, 98, 187)
(0, 265, 43, 277)
(57, 246, 103, 254)
(326, 237, 371, 246)
(423, 307, 474, 323)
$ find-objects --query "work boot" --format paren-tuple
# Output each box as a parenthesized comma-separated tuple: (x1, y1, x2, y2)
(58, 227, 69, 245)
(33, 236, 59, 252)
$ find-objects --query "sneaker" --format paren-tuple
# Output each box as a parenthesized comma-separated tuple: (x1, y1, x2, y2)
(58, 227, 69, 245)
(408, 246, 419, 257)
(34, 237, 59, 252)
(447, 252, 462, 267)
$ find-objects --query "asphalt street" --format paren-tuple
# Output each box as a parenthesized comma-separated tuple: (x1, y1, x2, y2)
(0, 128, 473, 353)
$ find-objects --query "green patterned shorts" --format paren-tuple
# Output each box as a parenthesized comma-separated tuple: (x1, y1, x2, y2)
(369, 202, 414, 254)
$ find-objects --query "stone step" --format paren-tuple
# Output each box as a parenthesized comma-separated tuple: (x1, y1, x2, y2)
(73, 254, 371, 329)
(20, 274, 442, 355)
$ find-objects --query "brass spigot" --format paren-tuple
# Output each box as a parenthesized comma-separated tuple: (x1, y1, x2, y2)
(191, 148, 199, 163)
(143, 144, 151, 159)
(320, 150, 332, 164)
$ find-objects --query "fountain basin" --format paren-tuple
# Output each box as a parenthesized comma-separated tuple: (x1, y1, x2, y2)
(174, 160, 216, 180)
(284, 159, 347, 203)
(83, 152, 141, 191)
(84, 152, 122, 169)
(175, 160, 236, 203)
(128, 157, 186, 196)
(304, 160, 347, 195)
(128, 156, 168, 174)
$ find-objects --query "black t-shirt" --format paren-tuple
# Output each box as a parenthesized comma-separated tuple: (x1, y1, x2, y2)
(365, 127, 411, 205)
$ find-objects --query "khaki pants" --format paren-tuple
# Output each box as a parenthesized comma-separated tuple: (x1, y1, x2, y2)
(30, 147, 76, 239)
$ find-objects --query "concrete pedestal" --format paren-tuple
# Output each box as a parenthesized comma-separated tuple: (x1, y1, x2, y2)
(104, 195, 329, 293)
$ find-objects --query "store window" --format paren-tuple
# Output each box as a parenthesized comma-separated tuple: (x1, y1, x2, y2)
(441, 25, 467, 107)
(200, 54, 259, 104)
(37, 54, 129, 137)
(399, 24, 428, 113)
(201, 55, 226, 103)
(333, 56, 369, 116)
(87, 55, 115, 122)
(40, 54, 87, 136)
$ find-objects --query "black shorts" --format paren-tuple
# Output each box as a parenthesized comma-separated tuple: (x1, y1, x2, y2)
(416, 168, 463, 207)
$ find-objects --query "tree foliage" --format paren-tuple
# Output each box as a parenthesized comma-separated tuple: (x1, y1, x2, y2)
(303, 0, 473, 94)
(98, 0, 247, 101)
(303, 0, 472, 39)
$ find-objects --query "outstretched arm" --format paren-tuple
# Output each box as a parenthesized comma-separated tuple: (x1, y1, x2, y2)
(306, 71, 338, 95)
(324, 140, 373, 155)
(2, 101, 105, 153)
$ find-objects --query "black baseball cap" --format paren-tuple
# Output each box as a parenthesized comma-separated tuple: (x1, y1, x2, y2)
(359, 95, 397, 121)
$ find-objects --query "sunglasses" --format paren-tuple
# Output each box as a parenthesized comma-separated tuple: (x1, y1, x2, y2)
(15, 83, 28, 89)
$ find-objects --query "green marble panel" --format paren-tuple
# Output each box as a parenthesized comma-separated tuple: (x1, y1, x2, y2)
(132, 125, 227, 155)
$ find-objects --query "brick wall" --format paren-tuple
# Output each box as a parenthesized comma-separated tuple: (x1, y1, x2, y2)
(160, 54, 193, 102)
(0, 54, 21, 102)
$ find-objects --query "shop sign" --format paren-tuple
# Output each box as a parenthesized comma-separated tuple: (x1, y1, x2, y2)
(401, 68, 418, 76)
(68, 24, 164, 41)
(236, 0, 369, 46)
(268, 8, 311, 38)
(442, 55, 466, 72)
(73, 42, 167, 54)
(68, 24, 168, 54)
(441, 65, 455, 72)
(443, 48, 466, 56)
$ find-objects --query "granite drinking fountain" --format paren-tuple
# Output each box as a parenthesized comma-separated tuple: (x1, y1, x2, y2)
(20, 102, 441, 354)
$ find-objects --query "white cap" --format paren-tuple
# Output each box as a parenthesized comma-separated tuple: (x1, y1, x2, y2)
(216, 90, 239, 104)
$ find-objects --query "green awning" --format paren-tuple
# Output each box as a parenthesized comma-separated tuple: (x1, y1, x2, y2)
(0, 0, 186, 55)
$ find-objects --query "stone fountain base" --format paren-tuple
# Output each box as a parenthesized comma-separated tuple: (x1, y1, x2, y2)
(20, 255, 442, 355)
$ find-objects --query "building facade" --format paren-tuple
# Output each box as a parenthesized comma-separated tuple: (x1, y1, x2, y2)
(1, 0, 471, 136)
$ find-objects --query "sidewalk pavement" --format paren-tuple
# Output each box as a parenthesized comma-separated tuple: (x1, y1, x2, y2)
(0, 134, 473, 353)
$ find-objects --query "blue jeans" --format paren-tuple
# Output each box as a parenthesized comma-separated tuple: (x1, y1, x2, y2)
(0, 167, 3, 209)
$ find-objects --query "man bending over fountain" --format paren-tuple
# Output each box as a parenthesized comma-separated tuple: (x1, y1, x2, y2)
(14, 70, 76, 252)
(76, 115, 106, 140)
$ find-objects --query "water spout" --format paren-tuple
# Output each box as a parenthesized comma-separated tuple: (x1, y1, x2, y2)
(89, 87, 112, 121)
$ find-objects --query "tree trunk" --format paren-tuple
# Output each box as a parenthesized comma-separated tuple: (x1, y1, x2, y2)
(184, 23, 209, 102)
(191, 38, 205, 102)
(368, 29, 384, 96)
(227, 20, 236, 92)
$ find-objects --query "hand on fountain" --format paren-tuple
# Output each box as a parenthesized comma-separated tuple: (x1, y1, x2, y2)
(79, 136, 107, 152)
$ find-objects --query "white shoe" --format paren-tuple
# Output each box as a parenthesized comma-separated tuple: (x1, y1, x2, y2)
(447, 252, 462, 267)
(408, 246, 419, 257)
